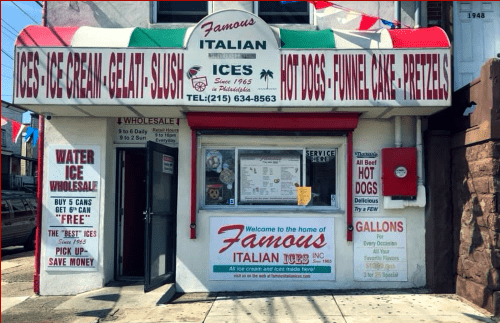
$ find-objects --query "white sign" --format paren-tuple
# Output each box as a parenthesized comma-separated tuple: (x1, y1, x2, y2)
(239, 154, 301, 203)
(162, 154, 174, 174)
(354, 151, 380, 213)
(45, 145, 100, 271)
(13, 11, 451, 107)
(114, 117, 179, 146)
(210, 217, 335, 281)
(353, 218, 407, 281)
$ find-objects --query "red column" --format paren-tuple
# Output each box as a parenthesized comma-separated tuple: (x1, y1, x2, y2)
(34, 116, 44, 294)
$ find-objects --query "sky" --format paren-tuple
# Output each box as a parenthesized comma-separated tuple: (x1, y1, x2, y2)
(1, 1, 42, 123)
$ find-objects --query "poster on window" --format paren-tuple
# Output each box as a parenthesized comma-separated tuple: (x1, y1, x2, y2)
(44, 145, 100, 271)
(240, 155, 301, 203)
(353, 218, 407, 281)
(354, 151, 380, 213)
(210, 217, 335, 281)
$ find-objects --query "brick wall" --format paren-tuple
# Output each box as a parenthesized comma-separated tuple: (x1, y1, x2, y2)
(453, 141, 500, 314)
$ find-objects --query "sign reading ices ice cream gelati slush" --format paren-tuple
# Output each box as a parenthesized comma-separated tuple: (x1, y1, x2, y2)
(14, 10, 451, 107)
(210, 217, 334, 281)
(353, 218, 407, 281)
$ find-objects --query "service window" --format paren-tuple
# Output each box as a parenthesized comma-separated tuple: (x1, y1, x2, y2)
(155, 1, 210, 23)
(201, 136, 344, 210)
(256, 1, 311, 24)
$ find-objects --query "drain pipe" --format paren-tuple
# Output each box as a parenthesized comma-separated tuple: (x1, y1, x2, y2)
(415, 1, 421, 28)
(395, 1, 401, 28)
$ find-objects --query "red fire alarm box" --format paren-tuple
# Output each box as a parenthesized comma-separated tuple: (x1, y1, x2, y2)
(381, 147, 417, 196)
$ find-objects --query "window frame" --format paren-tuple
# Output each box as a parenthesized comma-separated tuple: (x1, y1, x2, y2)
(152, 1, 213, 24)
(199, 135, 345, 212)
(253, 1, 315, 26)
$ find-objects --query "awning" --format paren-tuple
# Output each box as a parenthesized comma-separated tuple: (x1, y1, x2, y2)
(16, 25, 187, 48)
(16, 25, 450, 49)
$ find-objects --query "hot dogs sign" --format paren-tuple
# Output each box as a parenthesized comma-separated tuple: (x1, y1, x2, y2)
(14, 10, 451, 107)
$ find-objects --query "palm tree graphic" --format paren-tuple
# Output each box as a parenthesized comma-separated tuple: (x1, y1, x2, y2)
(260, 69, 273, 89)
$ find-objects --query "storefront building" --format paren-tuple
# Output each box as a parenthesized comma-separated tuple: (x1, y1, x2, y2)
(13, 2, 451, 295)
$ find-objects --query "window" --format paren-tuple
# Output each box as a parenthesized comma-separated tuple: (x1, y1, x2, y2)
(201, 135, 344, 209)
(256, 1, 311, 24)
(155, 1, 209, 23)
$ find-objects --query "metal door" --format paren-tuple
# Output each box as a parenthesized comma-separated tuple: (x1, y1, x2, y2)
(144, 141, 178, 292)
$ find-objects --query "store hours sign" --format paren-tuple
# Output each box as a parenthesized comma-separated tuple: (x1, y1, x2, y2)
(210, 217, 335, 281)
(45, 145, 100, 271)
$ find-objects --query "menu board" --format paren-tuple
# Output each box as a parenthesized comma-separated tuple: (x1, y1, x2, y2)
(240, 155, 301, 203)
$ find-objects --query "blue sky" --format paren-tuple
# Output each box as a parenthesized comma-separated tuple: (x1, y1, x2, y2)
(1, 1, 41, 123)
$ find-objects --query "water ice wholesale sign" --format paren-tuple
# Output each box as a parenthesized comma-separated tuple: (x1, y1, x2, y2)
(45, 145, 100, 271)
(210, 217, 334, 280)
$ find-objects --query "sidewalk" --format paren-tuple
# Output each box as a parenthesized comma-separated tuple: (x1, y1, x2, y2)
(2, 284, 499, 323)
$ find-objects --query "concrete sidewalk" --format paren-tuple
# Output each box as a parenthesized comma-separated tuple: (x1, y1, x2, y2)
(2, 285, 499, 323)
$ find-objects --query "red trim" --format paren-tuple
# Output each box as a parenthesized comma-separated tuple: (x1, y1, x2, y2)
(190, 130, 197, 239)
(347, 131, 353, 242)
(388, 27, 450, 48)
(16, 26, 78, 47)
(186, 112, 359, 131)
(34, 116, 44, 294)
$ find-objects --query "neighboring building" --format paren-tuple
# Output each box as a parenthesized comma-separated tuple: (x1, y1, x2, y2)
(1, 100, 28, 190)
(11, 2, 496, 315)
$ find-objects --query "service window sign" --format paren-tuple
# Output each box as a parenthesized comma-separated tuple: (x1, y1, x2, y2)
(210, 217, 334, 280)
(239, 154, 301, 203)
(114, 117, 179, 146)
(44, 145, 100, 271)
(354, 151, 380, 213)
(353, 218, 407, 281)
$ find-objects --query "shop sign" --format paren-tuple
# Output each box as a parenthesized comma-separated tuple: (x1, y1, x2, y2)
(45, 145, 100, 271)
(239, 154, 301, 203)
(353, 218, 407, 281)
(162, 155, 173, 174)
(114, 117, 179, 146)
(210, 217, 335, 281)
(354, 151, 379, 213)
(13, 11, 451, 107)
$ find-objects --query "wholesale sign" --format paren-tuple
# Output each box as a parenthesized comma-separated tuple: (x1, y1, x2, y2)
(114, 117, 179, 146)
(210, 217, 335, 281)
(353, 218, 407, 281)
(45, 145, 100, 271)
(13, 11, 451, 107)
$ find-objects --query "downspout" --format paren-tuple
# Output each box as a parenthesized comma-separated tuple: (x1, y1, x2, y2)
(395, 1, 401, 28)
(34, 116, 44, 295)
(34, 0, 47, 295)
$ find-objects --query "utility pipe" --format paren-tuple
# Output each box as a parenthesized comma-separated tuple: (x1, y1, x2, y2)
(347, 132, 353, 241)
(190, 130, 197, 239)
(395, 116, 402, 148)
(416, 117, 423, 186)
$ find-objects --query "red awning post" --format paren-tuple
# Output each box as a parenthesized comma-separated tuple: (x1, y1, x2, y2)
(190, 130, 197, 239)
(347, 131, 354, 242)
(34, 116, 44, 294)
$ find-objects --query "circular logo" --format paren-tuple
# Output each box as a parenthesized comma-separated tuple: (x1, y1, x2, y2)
(394, 166, 408, 178)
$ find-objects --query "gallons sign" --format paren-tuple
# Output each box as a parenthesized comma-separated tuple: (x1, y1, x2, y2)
(45, 145, 100, 271)
(353, 218, 407, 281)
(354, 151, 380, 213)
(13, 10, 451, 107)
(210, 217, 335, 281)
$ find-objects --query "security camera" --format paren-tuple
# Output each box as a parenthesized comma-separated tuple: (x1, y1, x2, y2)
(45, 113, 53, 120)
